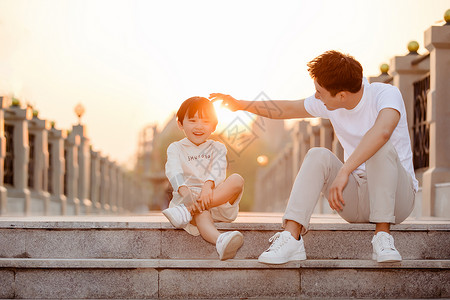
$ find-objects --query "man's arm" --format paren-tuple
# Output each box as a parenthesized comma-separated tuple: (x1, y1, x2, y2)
(328, 108, 401, 211)
(209, 93, 313, 119)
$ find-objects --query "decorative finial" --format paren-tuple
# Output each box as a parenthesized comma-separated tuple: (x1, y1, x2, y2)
(445, 9, 450, 24)
(11, 97, 20, 107)
(407, 41, 419, 54)
(74, 103, 85, 124)
(380, 63, 389, 74)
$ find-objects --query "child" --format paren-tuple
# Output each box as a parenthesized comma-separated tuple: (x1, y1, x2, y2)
(162, 96, 245, 260)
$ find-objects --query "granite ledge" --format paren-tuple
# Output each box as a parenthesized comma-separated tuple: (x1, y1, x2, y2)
(0, 213, 449, 231)
(0, 258, 448, 270)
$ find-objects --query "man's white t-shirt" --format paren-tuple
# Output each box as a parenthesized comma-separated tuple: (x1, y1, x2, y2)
(304, 78, 418, 191)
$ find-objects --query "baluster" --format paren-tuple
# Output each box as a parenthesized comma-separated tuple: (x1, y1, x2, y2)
(28, 114, 51, 215)
(90, 149, 101, 214)
(99, 156, 110, 214)
(64, 132, 80, 215)
(0, 97, 8, 215)
(48, 126, 67, 215)
(109, 161, 118, 214)
(72, 124, 92, 215)
(116, 167, 124, 214)
(319, 119, 333, 151)
(4, 105, 32, 215)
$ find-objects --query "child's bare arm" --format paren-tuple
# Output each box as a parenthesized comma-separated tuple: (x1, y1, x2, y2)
(178, 186, 202, 213)
(198, 180, 214, 210)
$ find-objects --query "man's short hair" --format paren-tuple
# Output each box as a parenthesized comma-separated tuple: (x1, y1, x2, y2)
(177, 96, 218, 129)
(307, 50, 363, 96)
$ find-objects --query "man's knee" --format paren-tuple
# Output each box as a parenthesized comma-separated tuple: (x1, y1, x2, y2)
(304, 147, 333, 162)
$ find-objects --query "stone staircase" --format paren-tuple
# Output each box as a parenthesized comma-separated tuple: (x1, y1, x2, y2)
(0, 213, 449, 299)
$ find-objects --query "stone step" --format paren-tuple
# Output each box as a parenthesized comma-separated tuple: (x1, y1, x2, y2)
(1, 258, 449, 299)
(1, 213, 449, 260)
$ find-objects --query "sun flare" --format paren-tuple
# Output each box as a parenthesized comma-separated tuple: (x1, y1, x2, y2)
(212, 100, 254, 133)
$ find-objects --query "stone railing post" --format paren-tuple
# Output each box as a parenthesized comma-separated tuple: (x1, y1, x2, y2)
(332, 133, 344, 162)
(308, 123, 320, 148)
(72, 124, 92, 214)
(133, 177, 147, 214)
(0, 97, 8, 214)
(291, 120, 309, 180)
(319, 119, 333, 151)
(99, 156, 110, 214)
(285, 146, 293, 193)
(116, 167, 124, 214)
(422, 22, 450, 217)
(129, 177, 137, 213)
(89, 149, 101, 214)
(121, 172, 130, 212)
(300, 121, 311, 162)
(64, 132, 80, 215)
(4, 105, 32, 215)
(273, 156, 282, 211)
(390, 42, 430, 147)
(291, 122, 301, 174)
(109, 161, 118, 214)
(28, 115, 51, 215)
(48, 126, 67, 215)
(253, 170, 262, 211)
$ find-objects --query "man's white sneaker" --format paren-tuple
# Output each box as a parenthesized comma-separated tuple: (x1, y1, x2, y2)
(371, 231, 402, 263)
(216, 231, 244, 260)
(258, 231, 306, 264)
(162, 204, 192, 228)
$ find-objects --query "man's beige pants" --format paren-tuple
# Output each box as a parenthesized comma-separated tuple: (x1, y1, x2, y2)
(283, 142, 416, 235)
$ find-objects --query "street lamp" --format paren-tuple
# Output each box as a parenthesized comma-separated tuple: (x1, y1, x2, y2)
(74, 103, 85, 124)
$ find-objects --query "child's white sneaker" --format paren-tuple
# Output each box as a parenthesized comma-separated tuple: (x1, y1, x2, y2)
(162, 204, 192, 228)
(371, 231, 402, 263)
(258, 231, 306, 264)
(216, 231, 244, 260)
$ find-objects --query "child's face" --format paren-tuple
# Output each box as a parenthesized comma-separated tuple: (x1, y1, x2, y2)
(178, 111, 215, 146)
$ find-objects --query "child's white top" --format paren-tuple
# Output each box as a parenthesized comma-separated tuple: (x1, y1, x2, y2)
(165, 138, 227, 192)
(304, 78, 418, 192)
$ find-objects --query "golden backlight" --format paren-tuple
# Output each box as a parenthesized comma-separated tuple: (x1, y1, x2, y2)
(212, 100, 254, 132)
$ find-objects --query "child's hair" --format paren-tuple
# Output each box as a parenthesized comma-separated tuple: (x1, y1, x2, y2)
(177, 96, 218, 129)
(307, 50, 363, 96)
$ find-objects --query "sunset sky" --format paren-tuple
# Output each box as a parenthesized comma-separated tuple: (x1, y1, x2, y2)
(0, 0, 448, 166)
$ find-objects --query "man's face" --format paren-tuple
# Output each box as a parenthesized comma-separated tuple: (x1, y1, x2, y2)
(178, 111, 215, 146)
(314, 80, 342, 111)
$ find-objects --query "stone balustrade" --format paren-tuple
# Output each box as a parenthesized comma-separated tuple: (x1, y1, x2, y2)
(0, 98, 145, 216)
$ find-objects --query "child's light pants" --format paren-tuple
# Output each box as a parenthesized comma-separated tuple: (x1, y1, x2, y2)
(282, 142, 416, 235)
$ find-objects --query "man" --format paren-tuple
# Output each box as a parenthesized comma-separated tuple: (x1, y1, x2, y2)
(209, 50, 417, 264)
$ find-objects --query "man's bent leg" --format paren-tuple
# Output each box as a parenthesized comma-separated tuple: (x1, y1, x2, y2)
(283, 147, 361, 235)
(260, 148, 361, 264)
(366, 142, 415, 262)
(366, 141, 415, 224)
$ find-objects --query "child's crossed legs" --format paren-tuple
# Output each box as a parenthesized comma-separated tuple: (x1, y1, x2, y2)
(183, 173, 244, 243)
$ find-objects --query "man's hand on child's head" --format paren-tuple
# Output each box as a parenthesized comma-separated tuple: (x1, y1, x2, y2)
(209, 93, 241, 112)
